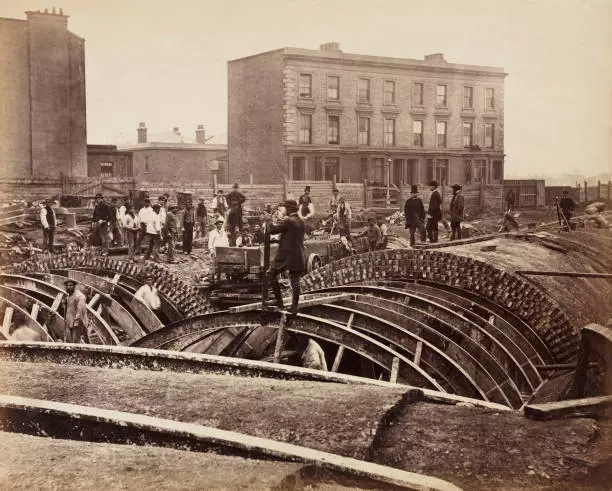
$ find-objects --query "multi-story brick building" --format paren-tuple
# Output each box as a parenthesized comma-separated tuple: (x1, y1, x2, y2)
(0, 9, 87, 179)
(228, 43, 506, 186)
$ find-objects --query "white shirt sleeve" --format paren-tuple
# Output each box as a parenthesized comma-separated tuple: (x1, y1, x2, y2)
(40, 208, 49, 229)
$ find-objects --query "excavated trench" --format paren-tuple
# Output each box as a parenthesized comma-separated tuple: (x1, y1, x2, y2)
(0, 231, 611, 489)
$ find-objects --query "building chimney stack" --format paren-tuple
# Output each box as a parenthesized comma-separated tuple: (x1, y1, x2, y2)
(137, 122, 147, 143)
(320, 42, 342, 53)
(195, 124, 206, 144)
(172, 127, 180, 135)
(424, 53, 446, 63)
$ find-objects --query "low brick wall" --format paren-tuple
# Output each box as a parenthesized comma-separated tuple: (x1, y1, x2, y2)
(300, 249, 578, 362)
(399, 184, 503, 214)
(0, 178, 63, 202)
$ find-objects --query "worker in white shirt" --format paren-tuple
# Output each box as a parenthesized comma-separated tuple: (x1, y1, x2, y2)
(134, 276, 161, 311)
(143, 203, 163, 262)
(135, 198, 153, 255)
(122, 204, 140, 262)
(377, 215, 388, 249)
(208, 217, 229, 258)
(40, 199, 57, 253)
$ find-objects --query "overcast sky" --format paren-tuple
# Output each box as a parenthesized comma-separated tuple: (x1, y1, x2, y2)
(7, 0, 612, 178)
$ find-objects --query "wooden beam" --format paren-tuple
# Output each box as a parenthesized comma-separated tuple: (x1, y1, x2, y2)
(331, 346, 345, 373)
(50, 293, 63, 312)
(111, 274, 121, 285)
(2, 307, 13, 337)
(30, 304, 40, 322)
(88, 293, 100, 308)
(516, 271, 612, 279)
(273, 313, 287, 364)
(524, 395, 612, 421)
(414, 341, 423, 366)
(488, 315, 495, 326)
(390, 357, 400, 384)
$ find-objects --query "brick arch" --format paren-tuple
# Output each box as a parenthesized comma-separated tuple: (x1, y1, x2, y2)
(301, 249, 579, 362)
(2, 252, 206, 318)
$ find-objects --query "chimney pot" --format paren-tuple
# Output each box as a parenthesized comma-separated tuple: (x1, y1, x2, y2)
(424, 53, 446, 63)
(319, 42, 342, 53)
(195, 124, 206, 144)
(137, 122, 148, 143)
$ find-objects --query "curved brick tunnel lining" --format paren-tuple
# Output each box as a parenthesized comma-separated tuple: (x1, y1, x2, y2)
(2, 252, 207, 318)
(301, 249, 579, 362)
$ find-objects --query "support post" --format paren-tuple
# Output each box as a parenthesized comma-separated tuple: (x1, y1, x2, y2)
(30, 303, 40, 322)
(2, 307, 14, 337)
(331, 346, 345, 372)
(273, 313, 287, 364)
(390, 357, 400, 384)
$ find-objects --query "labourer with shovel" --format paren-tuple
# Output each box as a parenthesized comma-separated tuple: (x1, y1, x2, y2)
(63, 279, 89, 344)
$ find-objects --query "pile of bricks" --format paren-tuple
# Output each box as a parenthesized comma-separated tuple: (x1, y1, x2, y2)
(300, 249, 578, 362)
(3, 251, 207, 318)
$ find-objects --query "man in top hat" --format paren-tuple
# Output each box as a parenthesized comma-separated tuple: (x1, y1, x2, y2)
(92, 193, 112, 255)
(267, 199, 306, 316)
(449, 184, 464, 240)
(40, 199, 57, 254)
(298, 186, 312, 217)
(226, 183, 246, 245)
(426, 180, 442, 243)
(404, 184, 426, 247)
(208, 217, 229, 258)
(63, 279, 88, 344)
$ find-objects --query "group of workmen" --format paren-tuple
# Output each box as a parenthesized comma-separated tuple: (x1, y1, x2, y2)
(403, 181, 465, 246)
(90, 192, 204, 263)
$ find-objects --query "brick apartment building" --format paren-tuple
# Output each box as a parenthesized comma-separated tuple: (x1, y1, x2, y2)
(0, 9, 87, 179)
(118, 123, 227, 184)
(228, 43, 506, 186)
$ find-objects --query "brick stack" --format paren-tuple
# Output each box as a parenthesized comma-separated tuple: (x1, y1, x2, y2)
(300, 249, 579, 362)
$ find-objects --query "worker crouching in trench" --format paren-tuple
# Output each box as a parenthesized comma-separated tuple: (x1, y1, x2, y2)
(267, 199, 305, 318)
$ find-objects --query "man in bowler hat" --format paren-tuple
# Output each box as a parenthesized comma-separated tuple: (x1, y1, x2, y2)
(449, 184, 465, 240)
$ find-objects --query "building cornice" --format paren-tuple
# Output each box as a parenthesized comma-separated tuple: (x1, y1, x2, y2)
(284, 144, 504, 156)
(118, 143, 227, 152)
(283, 52, 507, 78)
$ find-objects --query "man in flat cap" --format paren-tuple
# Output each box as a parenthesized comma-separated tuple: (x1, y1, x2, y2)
(426, 180, 442, 243)
(267, 199, 305, 316)
(449, 184, 465, 240)
(92, 193, 112, 255)
(63, 279, 89, 344)
(404, 184, 426, 247)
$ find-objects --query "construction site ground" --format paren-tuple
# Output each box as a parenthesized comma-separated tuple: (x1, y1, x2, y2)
(1, 360, 610, 491)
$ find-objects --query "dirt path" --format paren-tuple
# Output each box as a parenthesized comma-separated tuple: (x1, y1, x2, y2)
(0, 361, 405, 459)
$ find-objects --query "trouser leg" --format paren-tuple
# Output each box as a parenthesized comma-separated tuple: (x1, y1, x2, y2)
(167, 234, 175, 262)
(409, 225, 416, 246)
(99, 223, 109, 252)
(151, 234, 160, 260)
(269, 270, 284, 309)
(183, 223, 193, 253)
(289, 271, 301, 314)
(144, 234, 154, 260)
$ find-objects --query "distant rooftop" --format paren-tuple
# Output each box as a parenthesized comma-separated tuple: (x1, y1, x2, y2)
(229, 43, 506, 76)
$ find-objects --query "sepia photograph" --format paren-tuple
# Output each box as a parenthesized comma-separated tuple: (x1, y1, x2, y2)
(0, 0, 610, 489)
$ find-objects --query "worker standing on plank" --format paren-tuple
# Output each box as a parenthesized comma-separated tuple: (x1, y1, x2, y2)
(92, 193, 112, 256)
(449, 184, 465, 241)
(358, 217, 383, 251)
(559, 190, 576, 228)
(63, 279, 89, 344)
(135, 197, 153, 257)
(40, 199, 56, 254)
(377, 215, 388, 249)
(196, 197, 208, 239)
(404, 185, 426, 247)
(426, 180, 442, 243)
(267, 199, 305, 318)
(226, 183, 246, 245)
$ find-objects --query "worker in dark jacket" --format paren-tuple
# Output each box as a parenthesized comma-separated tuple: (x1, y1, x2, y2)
(268, 200, 306, 317)
(92, 193, 112, 255)
(558, 190, 576, 227)
(449, 184, 465, 240)
(426, 180, 442, 243)
(226, 183, 246, 245)
(404, 185, 426, 247)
